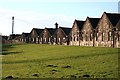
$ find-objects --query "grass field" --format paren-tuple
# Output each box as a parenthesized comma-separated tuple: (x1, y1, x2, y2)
(2, 44, 119, 78)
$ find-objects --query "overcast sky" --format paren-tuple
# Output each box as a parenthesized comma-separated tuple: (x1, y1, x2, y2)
(0, 0, 119, 36)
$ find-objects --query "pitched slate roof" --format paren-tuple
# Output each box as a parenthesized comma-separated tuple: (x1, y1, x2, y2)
(46, 28, 56, 35)
(22, 33, 30, 37)
(105, 12, 120, 26)
(75, 20, 85, 31)
(9, 34, 21, 40)
(32, 28, 44, 35)
(59, 27, 72, 35)
(88, 17, 100, 29)
(2, 36, 8, 40)
(116, 20, 120, 30)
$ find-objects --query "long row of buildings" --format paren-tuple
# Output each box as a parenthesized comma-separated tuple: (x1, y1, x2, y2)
(8, 12, 120, 48)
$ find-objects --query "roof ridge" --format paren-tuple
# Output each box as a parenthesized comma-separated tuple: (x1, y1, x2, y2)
(105, 12, 120, 26)
(88, 17, 100, 29)
(46, 28, 56, 29)
(88, 17, 100, 19)
(105, 12, 120, 15)
(75, 20, 84, 22)
(33, 28, 41, 29)
(59, 27, 71, 28)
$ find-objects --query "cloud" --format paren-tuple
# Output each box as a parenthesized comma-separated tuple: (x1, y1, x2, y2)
(0, 8, 74, 35)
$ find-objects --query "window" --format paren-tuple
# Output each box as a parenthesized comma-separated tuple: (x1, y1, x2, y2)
(59, 38, 60, 42)
(108, 32, 111, 41)
(54, 38, 56, 42)
(86, 35, 87, 41)
(41, 38, 42, 42)
(95, 31, 98, 41)
(77, 35, 79, 41)
(90, 33, 92, 41)
(36, 38, 38, 42)
(81, 35, 83, 41)
(45, 38, 46, 42)
(73, 37, 75, 41)
(70, 36, 72, 41)
(33, 38, 34, 42)
(102, 33, 104, 41)
(29, 38, 31, 41)
(49, 38, 50, 42)
(22, 39, 23, 42)
(108, 32, 110, 41)
(118, 34, 120, 41)
(63, 37, 65, 40)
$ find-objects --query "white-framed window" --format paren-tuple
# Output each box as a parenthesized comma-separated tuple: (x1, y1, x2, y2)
(59, 38, 60, 42)
(49, 38, 50, 42)
(29, 38, 31, 41)
(22, 39, 23, 42)
(54, 38, 56, 42)
(33, 38, 34, 42)
(108, 32, 112, 41)
(36, 38, 38, 41)
(45, 38, 46, 42)
(41, 38, 42, 42)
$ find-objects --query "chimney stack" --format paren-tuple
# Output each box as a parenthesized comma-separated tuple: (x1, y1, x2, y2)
(12, 16, 14, 34)
(55, 22, 58, 29)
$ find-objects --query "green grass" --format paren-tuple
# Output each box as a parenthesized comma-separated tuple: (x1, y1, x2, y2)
(2, 44, 119, 78)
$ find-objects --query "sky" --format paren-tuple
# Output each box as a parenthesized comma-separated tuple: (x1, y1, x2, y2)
(0, 0, 119, 36)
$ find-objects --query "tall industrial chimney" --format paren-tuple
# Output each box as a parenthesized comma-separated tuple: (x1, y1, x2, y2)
(12, 16, 14, 34)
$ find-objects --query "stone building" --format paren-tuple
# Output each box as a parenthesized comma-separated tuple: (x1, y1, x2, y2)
(95, 12, 120, 48)
(81, 17, 100, 46)
(41, 28, 56, 44)
(20, 32, 30, 43)
(8, 34, 21, 43)
(53, 27, 71, 45)
(30, 28, 44, 44)
(70, 20, 85, 46)
(7, 12, 120, 48)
